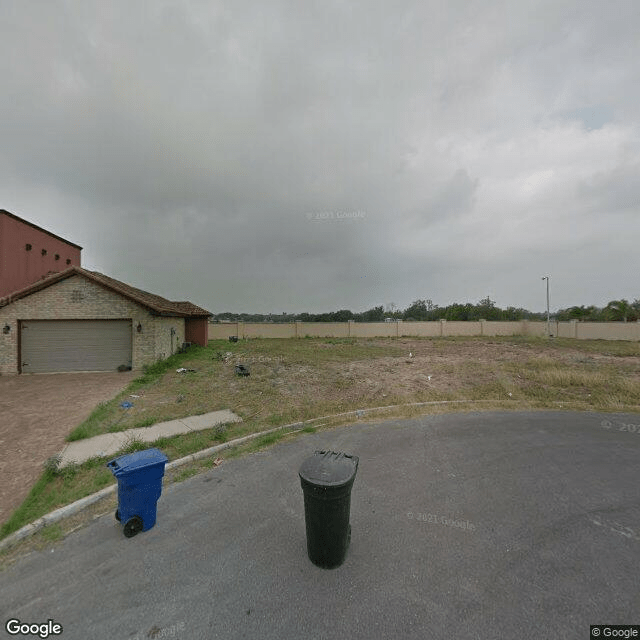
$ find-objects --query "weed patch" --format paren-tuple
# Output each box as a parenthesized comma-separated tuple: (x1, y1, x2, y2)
(4, 335, 640, 544)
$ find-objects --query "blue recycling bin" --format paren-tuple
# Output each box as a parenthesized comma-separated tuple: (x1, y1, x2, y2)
(107, 448, 169, 538)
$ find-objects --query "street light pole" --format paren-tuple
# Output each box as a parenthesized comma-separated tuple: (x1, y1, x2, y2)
(541, 276, 550, 336)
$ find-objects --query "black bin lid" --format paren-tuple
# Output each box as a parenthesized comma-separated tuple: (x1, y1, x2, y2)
(299, 450, 359, 488)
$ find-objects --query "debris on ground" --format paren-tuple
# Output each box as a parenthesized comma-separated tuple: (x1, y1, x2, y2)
(212, 458, 223, 467)
(356, 409, 365, 418)
(229, 336, 238, 342)
(235, 364, 250, 376)
(176, 394, 185, 403)
(176, 368, 197, 373)
(120, 401, 133, 409)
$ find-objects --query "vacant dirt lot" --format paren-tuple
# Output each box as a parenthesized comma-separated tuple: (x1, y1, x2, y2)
(3, 336, 640, 538)
(0, 372, 134, 525)
(229, 338, 640, 413)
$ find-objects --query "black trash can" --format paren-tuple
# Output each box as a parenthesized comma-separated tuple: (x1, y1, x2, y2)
(299, 450, 359, 569)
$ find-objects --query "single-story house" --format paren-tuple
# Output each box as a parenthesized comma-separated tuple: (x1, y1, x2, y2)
(0, 266, 211, 374)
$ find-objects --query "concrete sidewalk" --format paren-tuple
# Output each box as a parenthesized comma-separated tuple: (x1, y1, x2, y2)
(58, 409, 242, 467)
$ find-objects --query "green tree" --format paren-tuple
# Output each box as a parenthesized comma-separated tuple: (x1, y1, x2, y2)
(605, 299, 635, 322)
(445, 303, 473, 320)
(360, 305, 385, 322)
(502, 307, 526, 321)
(557, 306, 592, 321)
(569, 306, 590, 320)
(403, 299, 429, 321)
(475, 297, 501, 320)
(331, 309, 354, 322)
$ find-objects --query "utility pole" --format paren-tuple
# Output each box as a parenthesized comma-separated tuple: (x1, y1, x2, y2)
(541, 276, 550, 336)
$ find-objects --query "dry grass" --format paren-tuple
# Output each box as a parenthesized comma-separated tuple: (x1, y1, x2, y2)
(66, 336, 640, 442)
(2, 335, 640, 555)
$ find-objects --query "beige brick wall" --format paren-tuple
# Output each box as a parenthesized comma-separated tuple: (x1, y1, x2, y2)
(295, 322, 350, 338)
(242, 322, 295, 339)
(482, 321, 523, 336)
(0, 275, 185, 374)
(441, 321, 482, 336)
(208, 319, 640, 342)
(399, 321, 441, 337)
(208, 322, 242, 339)
(351, 321, 397, 338)
(152, 316, 185, 361)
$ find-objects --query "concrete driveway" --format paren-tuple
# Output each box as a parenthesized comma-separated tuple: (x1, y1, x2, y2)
(0, 372, 135, 525)
(2, 411, 639, 639)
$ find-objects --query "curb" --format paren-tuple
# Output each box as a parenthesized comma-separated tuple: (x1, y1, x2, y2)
(0, 485, 118, 553)
(0, 399, 479, 552)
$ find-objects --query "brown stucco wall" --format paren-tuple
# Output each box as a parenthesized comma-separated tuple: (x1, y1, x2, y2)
(185, 317, 208, 347)
(0, 211, 82, 298)
(0, 275, 185, 374)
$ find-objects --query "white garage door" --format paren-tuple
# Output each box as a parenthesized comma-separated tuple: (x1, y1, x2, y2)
(20, 320, 132, 373)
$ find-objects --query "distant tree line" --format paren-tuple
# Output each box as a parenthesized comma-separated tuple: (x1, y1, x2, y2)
(554, 299, 640, 322)
(210, 297, 637, 323)
(211, 297, 640, 324)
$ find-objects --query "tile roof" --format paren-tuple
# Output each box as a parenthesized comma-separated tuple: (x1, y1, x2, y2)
(0, 266, 211, 317)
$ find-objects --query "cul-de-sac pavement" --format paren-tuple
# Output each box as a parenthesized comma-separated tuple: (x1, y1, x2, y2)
(2, 410, 639, 640)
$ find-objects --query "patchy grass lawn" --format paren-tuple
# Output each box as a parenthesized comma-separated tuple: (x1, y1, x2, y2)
(2, 335, 640, 554)
(68, 336, 640, 443)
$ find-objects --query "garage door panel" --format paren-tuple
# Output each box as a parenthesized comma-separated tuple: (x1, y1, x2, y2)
(21, 320, 132, 373)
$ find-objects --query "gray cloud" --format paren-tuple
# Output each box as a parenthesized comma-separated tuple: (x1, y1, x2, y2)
(1, 0, 639, 314)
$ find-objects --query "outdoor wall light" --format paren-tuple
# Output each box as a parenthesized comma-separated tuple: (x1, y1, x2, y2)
(3, 324, 10, 334)
(137, 323, 143, 333)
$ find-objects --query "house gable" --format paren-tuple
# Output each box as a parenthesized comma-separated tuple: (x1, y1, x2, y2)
(0, 275, 187, 373)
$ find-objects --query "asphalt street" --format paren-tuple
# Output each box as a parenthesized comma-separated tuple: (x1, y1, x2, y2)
(2, 411, 640, 640)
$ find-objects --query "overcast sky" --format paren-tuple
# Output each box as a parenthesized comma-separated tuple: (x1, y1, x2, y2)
(2, 1, 638, 315)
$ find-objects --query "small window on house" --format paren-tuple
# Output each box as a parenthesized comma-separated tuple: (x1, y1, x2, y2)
(55, 254, 60, 260)
(66, 258, 71, 265)
(25, 244, 32, 251)
(41, 248, 47, 256)
(71, 290, 84, 302)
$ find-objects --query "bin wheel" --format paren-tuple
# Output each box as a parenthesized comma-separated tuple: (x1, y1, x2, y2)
(123, 516, 143, 538)
(115, 509, 121, 522)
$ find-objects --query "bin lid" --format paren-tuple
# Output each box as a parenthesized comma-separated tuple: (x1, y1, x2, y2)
(299, 450, 359, 488)
(107, 448, 168, 477)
